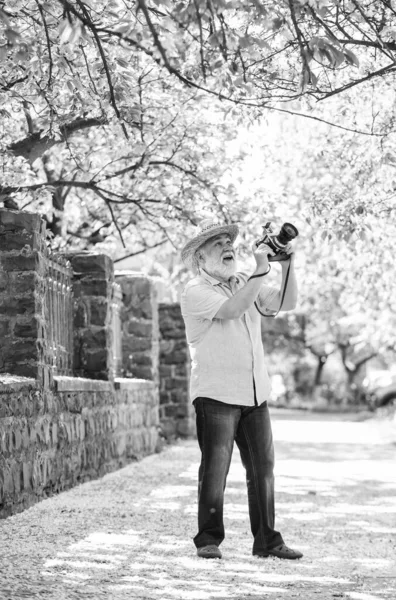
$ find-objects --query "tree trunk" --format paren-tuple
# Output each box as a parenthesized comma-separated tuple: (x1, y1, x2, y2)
(313, 355, 327, 388)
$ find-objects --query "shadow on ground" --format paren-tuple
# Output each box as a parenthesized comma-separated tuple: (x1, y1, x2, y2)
(0, 412, 395, 600)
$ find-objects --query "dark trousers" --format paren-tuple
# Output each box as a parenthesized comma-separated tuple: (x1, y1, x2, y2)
(193, 397, 284, 555)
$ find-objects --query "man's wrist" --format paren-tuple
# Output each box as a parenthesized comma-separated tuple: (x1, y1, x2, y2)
(249, 265, 271, 280)
(281, 255, 294, 268)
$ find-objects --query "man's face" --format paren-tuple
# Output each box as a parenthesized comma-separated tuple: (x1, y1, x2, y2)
(199, 233, 237, 280)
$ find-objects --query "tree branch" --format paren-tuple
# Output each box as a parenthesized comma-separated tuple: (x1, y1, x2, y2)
(7, 116, 107, 162)
(317, 62, 396, 102)
(288, 0, 311, 90)
(114, 239, 168, 263)
(75, 0, 128, 138)
(35, 0, 53, 89)
(1, 74, 29, 92)
(137, 0, 171, 70)
(57, 0, 128, 138)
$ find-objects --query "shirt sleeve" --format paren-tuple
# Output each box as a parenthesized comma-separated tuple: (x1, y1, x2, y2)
(257, 283, 279, 310)
(237, 272, 278, 310)
(182, 283, 228, 321)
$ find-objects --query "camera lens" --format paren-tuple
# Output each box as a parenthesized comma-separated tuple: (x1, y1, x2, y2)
(277, 223, 299, 246)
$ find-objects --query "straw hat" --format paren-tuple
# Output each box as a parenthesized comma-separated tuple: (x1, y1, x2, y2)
(181, 219, 239, 271)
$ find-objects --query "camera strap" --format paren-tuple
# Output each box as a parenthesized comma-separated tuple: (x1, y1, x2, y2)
(250, 261, 291, 319)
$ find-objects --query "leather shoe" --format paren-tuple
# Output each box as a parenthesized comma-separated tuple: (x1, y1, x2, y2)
(197, 544, 222, 559)
(255, 544, 303, 560)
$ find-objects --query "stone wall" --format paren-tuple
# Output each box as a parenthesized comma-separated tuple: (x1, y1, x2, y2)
(0, 208, 194, 518)
(0, 209, 162, 519)
(0, 211, 51, 386)
(0, 375, 158, 519)
(116, 273, 159, 384)
(70, 253, 115, 380)
(159, 303, 194, 439)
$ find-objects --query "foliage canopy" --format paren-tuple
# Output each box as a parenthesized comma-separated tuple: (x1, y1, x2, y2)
(1, 0, 396, 252)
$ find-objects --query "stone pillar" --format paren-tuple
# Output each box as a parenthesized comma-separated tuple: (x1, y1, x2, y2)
(115, 272, 159, 384)
(68, 253, 114, 380)
(0, 209, 51, 386)
(159, 303, 194, 438)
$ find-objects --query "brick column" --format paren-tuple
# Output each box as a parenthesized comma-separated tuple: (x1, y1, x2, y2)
(115, 272, 159, 384)
(68, 253, 114, 380)
(0, 209, 51, 386)
(159, 303, 194, 438)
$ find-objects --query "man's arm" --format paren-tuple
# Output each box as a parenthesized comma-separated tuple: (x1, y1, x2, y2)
(265, 253, 297, 312)
(215, 243, 274, 319)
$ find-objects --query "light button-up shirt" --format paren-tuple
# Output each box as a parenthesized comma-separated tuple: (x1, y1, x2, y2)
(181, 271, 278, 406)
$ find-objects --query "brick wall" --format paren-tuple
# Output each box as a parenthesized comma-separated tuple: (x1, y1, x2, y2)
(0, 375, 158, 518)
(159, 303, 194, 439)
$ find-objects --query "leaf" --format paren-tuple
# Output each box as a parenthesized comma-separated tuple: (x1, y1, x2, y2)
(303, 48, 313, 64)
(309, 70, 318, 87)
(212, 59, 223, 70)
(59, 19, 82, 45)
(0, 108, 11, 118)
(239, 35, 252, 49)
(4, 28, 21, 43)
(72, 77, 84, 91)
(272, 17, 284, 31)
(114, 21, 133, 35)
(0, 9, 11, 26)
(328, 46, 345, 68)
(233, 75, 244, 86)
(317, 6, 328, 18)
(0, 44, 7, 60)
(253, 37, 271, 50)
(343, 48, 359, 67)
(380, 26, 396, 41)
(15, 44, 29, 62)
(152, 0, 172, 7)
(300, 68, 310, 93)
(207, 33, 220, 47)
(320, 48, 333, 65)
(116, 57, 129, 69)
(313, 48, 322, 62)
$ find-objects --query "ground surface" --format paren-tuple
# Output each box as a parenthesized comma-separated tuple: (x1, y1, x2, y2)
(1, 409, 395, 600)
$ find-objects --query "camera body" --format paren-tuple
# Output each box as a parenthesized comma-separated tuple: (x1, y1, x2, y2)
(257, 221, 299, 262)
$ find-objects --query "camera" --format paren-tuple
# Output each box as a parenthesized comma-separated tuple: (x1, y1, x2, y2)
(256, 221, 299, 262)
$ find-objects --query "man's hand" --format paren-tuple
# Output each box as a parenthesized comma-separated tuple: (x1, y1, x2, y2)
(252, 241, 275, 272)
(280, 243, 296, 267)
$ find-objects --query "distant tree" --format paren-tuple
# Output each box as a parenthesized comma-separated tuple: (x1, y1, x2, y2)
(222, 100, 396, 400)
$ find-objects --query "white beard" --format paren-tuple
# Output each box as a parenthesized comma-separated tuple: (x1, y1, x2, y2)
(203, 255, 237, 281)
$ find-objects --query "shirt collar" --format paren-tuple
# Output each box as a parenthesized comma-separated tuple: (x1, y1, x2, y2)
(199, 270, 240, 286)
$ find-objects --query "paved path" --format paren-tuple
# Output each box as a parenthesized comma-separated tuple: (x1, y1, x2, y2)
(1, 410, 395, 600)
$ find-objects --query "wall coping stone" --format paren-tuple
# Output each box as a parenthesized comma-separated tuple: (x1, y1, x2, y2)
(0, 209, 45, 234)
(51, 376, 155, 392)
(114, 378, 155, 391)
(0, 373, 38, 393)
(54, 376, 113, 393)
(115, 270, 145, 277)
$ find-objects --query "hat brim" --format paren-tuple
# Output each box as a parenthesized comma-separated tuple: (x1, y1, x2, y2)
(181, 224, 239, 270)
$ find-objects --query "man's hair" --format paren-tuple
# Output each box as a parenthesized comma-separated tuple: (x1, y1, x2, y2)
(192, 248, 202, 272)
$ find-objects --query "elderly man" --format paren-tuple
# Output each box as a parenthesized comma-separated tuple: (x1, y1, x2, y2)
(180, 219, 302, 561)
